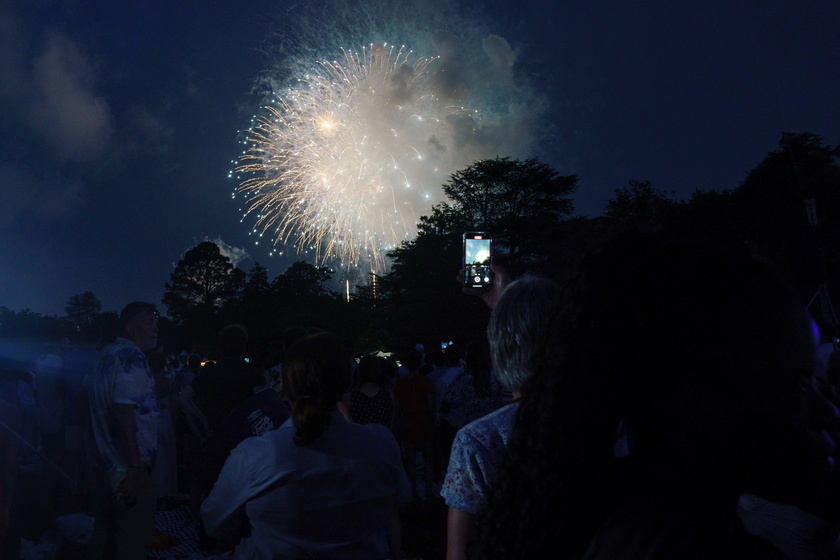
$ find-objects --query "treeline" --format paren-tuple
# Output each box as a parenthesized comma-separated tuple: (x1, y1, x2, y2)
(4, 132, 839, 365)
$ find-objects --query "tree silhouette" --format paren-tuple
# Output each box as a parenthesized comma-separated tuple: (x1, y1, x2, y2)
(735, 132, 840, 320)
(604, 179, 682, 231)
(424, 157, 577, 274)
(379, 157, 576, 347)
(243, 262, 270, 305)
(64, 291, 102, 326)
(163, 241, 245, 323)
(271, 261, 334, 300)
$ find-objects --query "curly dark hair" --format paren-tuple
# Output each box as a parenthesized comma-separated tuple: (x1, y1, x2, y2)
(282, 332, 352, 446)
(358, 354, 391, 387)
(481, 233, 814, 559)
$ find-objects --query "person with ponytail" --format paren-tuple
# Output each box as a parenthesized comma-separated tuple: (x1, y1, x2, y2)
(202, 331, 411, 559)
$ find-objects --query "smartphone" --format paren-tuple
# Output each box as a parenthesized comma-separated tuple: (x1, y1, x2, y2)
(462, 232, 493, 289)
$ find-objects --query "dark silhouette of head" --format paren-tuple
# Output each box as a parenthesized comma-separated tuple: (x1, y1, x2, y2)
(283, 332, 352, 446)
(218, 324, 249, 357)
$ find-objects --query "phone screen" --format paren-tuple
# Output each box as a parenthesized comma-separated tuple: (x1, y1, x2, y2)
(463, 232, 492, 288)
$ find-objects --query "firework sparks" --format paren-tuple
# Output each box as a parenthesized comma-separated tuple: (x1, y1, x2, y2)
(236, 43, 475, 272)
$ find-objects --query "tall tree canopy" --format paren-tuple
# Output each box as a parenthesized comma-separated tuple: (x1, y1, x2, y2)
(736, 132, 840, 321)
(423, 157, 577, 273)
(271, 261, 334, 300)
(163, 241, 245, 323)
(604, 179, 682, 231)
(379, 157, 576, 347)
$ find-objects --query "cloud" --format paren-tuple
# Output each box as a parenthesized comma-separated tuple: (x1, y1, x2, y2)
(0, 12, 114, 164)
(30, 32, 113, 161)
(207, 236, 250, 269)
(482, 35, 517, 74)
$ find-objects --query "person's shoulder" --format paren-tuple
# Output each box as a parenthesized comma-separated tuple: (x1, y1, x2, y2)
(460, 403, 518, 438)
(225, 429, 290, 475)
(108, 340, 144, 362)
(344, 415, 394, 440)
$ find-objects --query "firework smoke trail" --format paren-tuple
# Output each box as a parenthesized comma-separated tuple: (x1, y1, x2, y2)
(234, 0, 544, 275)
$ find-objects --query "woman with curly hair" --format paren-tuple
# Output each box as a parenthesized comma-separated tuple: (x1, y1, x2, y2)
(202, 332, 411, 559)
(482, 235, 838, 559)
(345, 354, 396, 429)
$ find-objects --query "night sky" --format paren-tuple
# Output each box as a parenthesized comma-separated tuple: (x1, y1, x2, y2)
(1, 0, 838, 317)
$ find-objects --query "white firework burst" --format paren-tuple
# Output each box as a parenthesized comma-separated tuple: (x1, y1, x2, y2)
(236, 43, 476, 272)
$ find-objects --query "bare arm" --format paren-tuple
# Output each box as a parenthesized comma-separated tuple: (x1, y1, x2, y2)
(177, 384, 209, 439)
(446, 507, 475, 560)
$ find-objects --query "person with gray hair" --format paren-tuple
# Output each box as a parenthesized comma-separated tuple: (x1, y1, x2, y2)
(441, 274, 559, 560)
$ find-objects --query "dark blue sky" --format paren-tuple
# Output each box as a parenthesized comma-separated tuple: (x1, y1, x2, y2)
(1, 0, 838, 317)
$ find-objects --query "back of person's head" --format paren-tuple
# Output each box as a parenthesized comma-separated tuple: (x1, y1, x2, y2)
(379, 356, 398, 383)
(483, 233, 835, 559)
(282, 325, 308, 350)
(218, 324, 248, 357)
(487, 275, 559, 393)
(358, 354, 386, 386)
(283, 332, 352, 446)
(401, 350, 423, 373)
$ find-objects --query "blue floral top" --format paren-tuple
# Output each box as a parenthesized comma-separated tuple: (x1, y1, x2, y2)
(441, 402, 518, 514)
(88, 337, 158, 471)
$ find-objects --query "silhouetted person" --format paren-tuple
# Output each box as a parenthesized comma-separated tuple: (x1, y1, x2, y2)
(61, 323, 101, 511)
(202, 332, 411, 558)
(87, 302, 159, 560)
(179, 323, 264, 552)
(443, 275, 558, 560)
(482, 235, 838, 559)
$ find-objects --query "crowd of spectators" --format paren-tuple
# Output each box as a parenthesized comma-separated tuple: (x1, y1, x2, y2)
(2, 231, 840, 559)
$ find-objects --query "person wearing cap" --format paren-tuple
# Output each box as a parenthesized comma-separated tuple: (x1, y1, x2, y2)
(86, 302, 159, 560)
